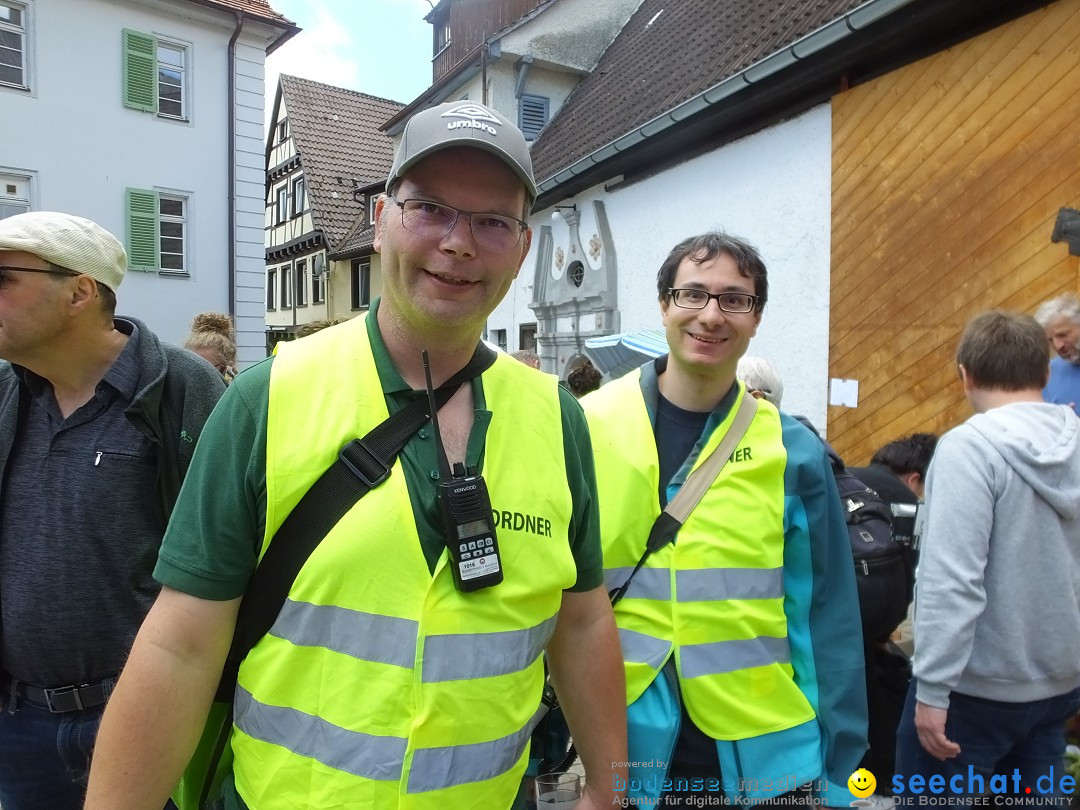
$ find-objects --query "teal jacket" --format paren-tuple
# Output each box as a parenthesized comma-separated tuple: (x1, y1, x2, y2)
(620, 359, 867, 806)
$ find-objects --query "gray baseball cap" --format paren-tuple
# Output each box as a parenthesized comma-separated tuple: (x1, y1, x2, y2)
(387, 101, 537, 203)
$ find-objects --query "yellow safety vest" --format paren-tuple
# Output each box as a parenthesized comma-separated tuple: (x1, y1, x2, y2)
(232, 316, 577, 809)
(583, 370, 815, 740)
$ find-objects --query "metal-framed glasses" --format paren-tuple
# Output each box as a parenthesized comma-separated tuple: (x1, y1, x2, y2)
(667, 288, 759, 313)
(390, 196, 528, 251)
(0, 265, 80, 291)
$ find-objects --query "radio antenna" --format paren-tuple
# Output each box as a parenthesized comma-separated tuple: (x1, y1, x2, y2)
(421, 350, 453, 480)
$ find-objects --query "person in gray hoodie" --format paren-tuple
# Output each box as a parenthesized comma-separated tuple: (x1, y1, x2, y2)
(895, 310, 1080, 805)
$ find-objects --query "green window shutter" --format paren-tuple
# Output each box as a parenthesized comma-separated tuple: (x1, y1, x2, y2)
(126, 188, 159, 270)
(123, 29, 157, 112)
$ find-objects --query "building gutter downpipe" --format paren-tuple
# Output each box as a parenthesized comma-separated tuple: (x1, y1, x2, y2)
(537, 0, 919, 193)
(227, 10, 243, 318)
(481, 43, 489, 105)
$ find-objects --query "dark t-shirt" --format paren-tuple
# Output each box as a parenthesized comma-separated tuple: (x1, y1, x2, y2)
(655, 394, 709, 507)
(653, 393, 719, 772)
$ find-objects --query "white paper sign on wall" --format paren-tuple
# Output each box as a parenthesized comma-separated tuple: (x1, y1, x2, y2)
(829, 378, 859, 408)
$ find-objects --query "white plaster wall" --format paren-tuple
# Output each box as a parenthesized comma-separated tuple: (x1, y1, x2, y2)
(0, 0, 275, 364)
(500, 0, 645, 73)
(489, 104, 834, 430)
(483, 60, 580, 135)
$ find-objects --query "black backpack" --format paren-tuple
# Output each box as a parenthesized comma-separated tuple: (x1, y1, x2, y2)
(830, 455, 911, 642)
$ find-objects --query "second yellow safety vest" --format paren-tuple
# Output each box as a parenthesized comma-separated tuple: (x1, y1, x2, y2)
(584, 370, 815, 740)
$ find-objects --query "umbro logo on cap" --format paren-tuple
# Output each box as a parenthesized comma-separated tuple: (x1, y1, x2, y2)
(387, 100, 538, 202)
(442, 103, 502, 135)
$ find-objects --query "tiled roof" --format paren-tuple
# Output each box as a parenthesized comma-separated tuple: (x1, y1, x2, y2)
(279, 75, 404, 250)
(331, 224, 377, 259)
(530, 0, 865, 182)
(194, 0, 295, 27)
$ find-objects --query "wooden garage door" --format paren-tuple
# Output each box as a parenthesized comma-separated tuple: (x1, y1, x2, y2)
(828, 0, 1080, 462)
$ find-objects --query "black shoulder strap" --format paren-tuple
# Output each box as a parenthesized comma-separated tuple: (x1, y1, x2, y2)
(215, 342, 497, 699)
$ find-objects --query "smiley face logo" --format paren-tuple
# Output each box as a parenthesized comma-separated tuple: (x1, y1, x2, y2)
(848, 768, 876, 798)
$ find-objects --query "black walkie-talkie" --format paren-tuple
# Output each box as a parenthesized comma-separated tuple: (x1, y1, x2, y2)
(422, 351, 503, 592)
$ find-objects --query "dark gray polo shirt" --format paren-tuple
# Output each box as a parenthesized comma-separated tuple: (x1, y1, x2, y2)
(0, 321, 164, 686)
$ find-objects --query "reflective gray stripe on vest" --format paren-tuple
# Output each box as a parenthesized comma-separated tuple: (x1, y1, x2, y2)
(604, 567, 671, 601)
(269, 599, 418, 669)
(675, 567, 784, 602)
(680, 635, 790, 679)
(618, 627, 671, 670)
(423, 615, 557, 682)
(407, 703, 546, 793)
(233, 686, 406, 781)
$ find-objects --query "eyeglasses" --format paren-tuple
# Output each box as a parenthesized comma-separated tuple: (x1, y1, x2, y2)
(0, 265, 80, 290)
(390, 197, 527, 251)
(667, 288, 759, 313)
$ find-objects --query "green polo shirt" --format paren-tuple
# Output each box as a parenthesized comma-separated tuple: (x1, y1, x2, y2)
(154, 299, 602, 599)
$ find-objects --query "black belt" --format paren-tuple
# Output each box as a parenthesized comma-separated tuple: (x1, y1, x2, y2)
(6, 675, 116, 713)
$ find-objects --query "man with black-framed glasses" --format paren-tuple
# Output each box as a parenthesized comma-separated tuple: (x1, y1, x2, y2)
(0, 211, 224, 810)
(581, 231, 867, 807)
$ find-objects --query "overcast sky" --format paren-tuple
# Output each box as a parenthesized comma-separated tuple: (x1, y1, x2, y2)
(264, 0, 435, 124)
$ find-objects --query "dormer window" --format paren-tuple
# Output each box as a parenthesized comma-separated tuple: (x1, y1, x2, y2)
(434, 20, 450, 55)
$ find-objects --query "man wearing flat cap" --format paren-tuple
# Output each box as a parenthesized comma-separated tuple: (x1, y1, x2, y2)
(87, 101, 626, 809)
(0, 212, 225, 809)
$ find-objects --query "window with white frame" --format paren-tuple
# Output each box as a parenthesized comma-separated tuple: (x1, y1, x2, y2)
(292, 176, 306, 217)
(0, 170, 31, 220)
(492, 329, 507, 351)
(313, 257, 325, 304)
(519, 323, 537, 353)
(368, 194, 378, 225)
(277, 119, 289, 144)
(266, 267, 277, 310)
(435, 21, 450, 54)
(0, 1, 28, 90)
(156, 41, 185, 119)
(158, 195, 187, 272)
(351, 258, 370, 310)
(295, 259, 308, 307)
(123, 30, 189, 120)
(275, 186, 288, 224)
(125, 187, 190, 274)
(280, 264, 293, 309)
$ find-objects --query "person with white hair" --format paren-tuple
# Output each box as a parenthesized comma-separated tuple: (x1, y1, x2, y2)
(0, 211, 225, 809)
(1033, 293, 1080, 414)
(737, 355, 784, 407)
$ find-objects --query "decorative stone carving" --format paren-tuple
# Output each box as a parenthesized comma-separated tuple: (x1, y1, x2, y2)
(530, 200, 619, 377)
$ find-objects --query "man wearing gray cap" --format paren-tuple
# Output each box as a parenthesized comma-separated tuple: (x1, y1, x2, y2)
(0, 211, 225, 809)
(87, 101, 626, 810)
